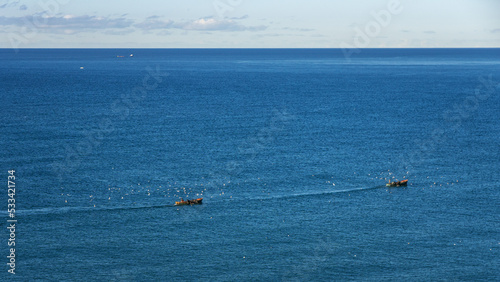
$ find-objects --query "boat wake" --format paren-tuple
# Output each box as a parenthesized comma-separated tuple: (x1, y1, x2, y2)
(14, 203, 177, 216)
(248, 185, 386, 201)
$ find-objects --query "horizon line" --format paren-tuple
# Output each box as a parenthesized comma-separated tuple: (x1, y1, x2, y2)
(1, 47, 499, 50)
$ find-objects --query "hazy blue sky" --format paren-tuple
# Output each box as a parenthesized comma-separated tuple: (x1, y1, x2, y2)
(1, 0, 499, 48)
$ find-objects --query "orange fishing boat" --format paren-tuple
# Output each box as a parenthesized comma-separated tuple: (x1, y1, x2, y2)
(175, 198, 203, 206)
(386, 179, 408, 187)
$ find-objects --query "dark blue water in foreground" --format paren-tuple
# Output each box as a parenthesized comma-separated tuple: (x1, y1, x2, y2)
(1, 48, 499, 280)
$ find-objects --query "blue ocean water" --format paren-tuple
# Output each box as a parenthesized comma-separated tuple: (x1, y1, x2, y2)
(1, 48, 499, 280)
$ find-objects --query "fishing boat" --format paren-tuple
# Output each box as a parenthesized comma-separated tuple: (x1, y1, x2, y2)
(175, 198, 203, 206)
(386, 179, 408, 187)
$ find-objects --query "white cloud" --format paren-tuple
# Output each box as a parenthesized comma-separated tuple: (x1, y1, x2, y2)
(0, 13, 267, 36)
(0, 14, 133, 33)
(182, 18, 244, 31)
(136, 17, 267, 32)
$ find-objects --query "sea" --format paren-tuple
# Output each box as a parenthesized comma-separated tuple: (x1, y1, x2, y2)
(1, 48, 499, 281)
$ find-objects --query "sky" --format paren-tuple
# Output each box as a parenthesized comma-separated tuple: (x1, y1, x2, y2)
(0, 0, 499, 48)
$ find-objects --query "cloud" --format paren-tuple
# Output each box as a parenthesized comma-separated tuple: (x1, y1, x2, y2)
(19, 4, 26, 10)
(492, 28, 500, 33)
(183, 18, 241, 31)
(104, 28, 135, 35)
(0, 14, 133, 33)
(424, 30, 436, 34)
(282, 27, 314, 32)
(49, 15, 132, 29)
(135, 19, 174, 29)
(256, 33, 291, 37)
(176, 18, 265, 32)
(0, 0, 20, 9)
(245, 25, 268, 32)
(136, 17, 267, 32)
(0, 13, 266, 34)
(229, 15, 248, 20)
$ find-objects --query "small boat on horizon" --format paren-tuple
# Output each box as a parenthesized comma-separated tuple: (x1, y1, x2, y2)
(175, 198, 203, 206)
(386, 179, 408, 187)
